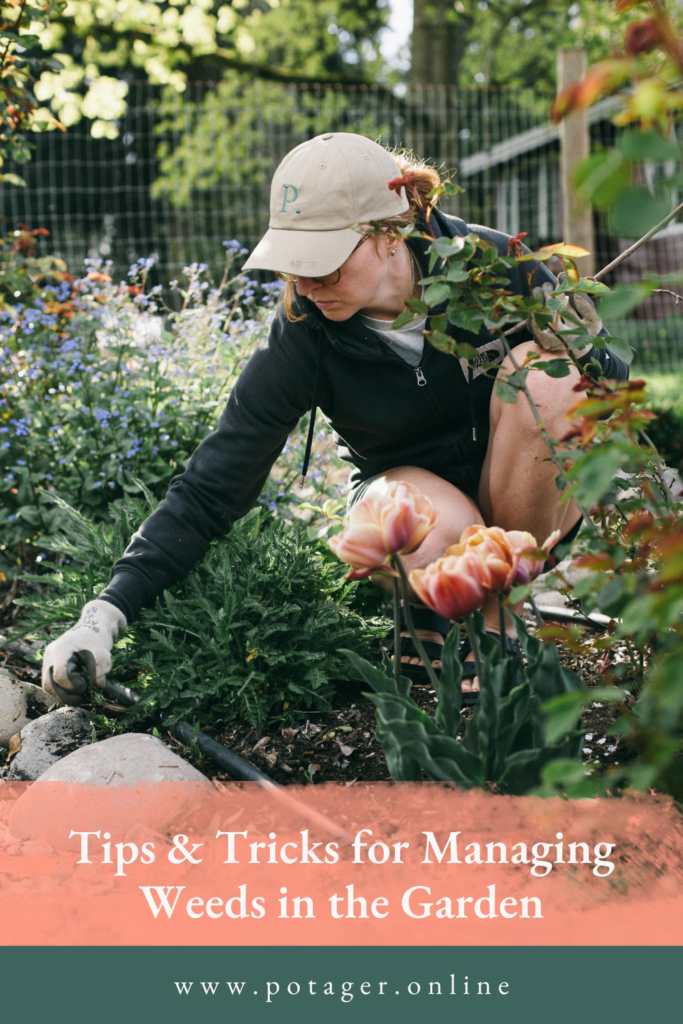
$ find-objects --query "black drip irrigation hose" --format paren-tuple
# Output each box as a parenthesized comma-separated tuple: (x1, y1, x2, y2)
(524, 602, 612, 629)
(104, 678, 273, 784)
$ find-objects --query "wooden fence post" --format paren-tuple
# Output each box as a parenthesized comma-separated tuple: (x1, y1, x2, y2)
(557, 48, 595, 276)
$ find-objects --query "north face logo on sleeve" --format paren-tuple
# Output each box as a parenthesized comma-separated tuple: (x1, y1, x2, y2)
(460, 337, 505, 381)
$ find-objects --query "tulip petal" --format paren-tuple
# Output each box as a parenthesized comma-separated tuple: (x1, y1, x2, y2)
(409, 549, 489, 619)
(329, 480, 437, 571)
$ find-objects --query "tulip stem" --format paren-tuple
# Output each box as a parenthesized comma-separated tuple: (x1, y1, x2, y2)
(393, 554, 441, 692)
(498, 593, 507, 659)
(464, 614, 484, 687)
(393, 576, 402, 687)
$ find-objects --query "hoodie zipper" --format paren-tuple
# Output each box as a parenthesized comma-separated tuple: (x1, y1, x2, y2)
(414, 366, 427, 386)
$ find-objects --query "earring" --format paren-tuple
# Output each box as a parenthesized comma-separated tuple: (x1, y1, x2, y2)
(390, 249, 396, 256)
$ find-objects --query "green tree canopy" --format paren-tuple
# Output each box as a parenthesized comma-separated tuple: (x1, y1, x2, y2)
(30, 0, 389, 137)
(411, 0, 636, 91)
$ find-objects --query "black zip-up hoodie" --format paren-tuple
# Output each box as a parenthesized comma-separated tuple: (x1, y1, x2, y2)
(99, 209, 623, 623)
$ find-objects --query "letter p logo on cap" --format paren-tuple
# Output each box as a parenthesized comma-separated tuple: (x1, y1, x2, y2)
(280, 184, 299, 213)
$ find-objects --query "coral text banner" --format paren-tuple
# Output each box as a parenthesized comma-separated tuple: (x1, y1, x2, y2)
(1, 781, 682, 946)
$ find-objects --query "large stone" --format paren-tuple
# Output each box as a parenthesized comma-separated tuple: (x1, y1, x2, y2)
(0, 668, 31, 748)
(9, 733, 211, 848)
(8, 706, 93, 780)
(35, 732, 208, 784)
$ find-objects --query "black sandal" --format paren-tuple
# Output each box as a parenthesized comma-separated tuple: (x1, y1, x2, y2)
(381, 606, 450, 684)
(458, 631, 524, 706)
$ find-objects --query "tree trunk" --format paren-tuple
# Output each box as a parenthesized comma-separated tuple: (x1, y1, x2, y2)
(410, 0, 473, 86)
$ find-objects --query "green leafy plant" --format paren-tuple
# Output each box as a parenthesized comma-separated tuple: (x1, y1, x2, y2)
(521, 0, 683, 795)
(525, 372, 683, 797)
(17, 491, 388, 730)
(643, 382, 683, 474)
(325, 477, 590, 793)
(343, 611, 585, 793)
(552, 0, 683, 242)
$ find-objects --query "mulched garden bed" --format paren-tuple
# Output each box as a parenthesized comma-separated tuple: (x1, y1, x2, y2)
(0, 618, 641, 785)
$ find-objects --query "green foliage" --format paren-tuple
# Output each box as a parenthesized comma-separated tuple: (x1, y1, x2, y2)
(394, 155, 683, 798)
(458, 0, 634, 90)
(575, 128, 682, 239)
(343, 611, 584, 794)
(564, 5, 683, 250)
(643, 379, 683, 473)
(532, 371, 683, 798)
(18, 493, 387, 730)
(0, 241, 247, 569)
(0, 0, 66, 182)
(28, 0, 388, 141)
(412, 0, 630, 90)
(415, 230, 523, 340)
(599, 282, 661, 322)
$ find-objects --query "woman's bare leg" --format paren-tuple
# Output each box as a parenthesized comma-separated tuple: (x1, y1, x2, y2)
(479, 340, 582, 546)
(465, 340, 583, 689)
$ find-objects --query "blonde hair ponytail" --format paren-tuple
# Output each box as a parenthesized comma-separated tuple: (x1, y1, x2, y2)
(384, 148, 444, 228)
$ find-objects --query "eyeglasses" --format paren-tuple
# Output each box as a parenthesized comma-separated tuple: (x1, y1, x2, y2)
(275, 233, 370, 286)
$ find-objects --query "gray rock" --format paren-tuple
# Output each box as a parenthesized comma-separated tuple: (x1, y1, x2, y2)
(9, 733, 211, 848)
(0, 668, 32, 748)
(35, 732, 208, 784)
(8, 706, 93, 780)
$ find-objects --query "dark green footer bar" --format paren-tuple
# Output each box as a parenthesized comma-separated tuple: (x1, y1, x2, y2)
(3, 946, 680, 1024)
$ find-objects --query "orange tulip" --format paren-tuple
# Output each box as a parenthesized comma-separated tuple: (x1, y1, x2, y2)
(443, 524, 562, 596)
(409, 549, 490, 620)
(328, 481, 437, 578)
(454, 525, 518, 591)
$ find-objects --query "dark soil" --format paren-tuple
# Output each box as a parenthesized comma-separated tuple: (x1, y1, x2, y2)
(0, 618, 641, 785)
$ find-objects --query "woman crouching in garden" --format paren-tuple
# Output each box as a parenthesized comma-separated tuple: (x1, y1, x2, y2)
(42, 132, 628, 704)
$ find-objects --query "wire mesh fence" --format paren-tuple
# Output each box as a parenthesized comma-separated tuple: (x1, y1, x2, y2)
(1, 81, 681, 368)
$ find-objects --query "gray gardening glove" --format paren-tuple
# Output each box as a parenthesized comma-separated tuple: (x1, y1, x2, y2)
(528, 274, 602, 358)
(41, 600, 127, 706)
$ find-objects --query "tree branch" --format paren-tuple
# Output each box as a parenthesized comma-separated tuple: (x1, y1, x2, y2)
(652, 288, 682, 304)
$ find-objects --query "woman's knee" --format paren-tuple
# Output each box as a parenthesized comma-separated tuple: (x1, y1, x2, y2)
(368, 468, 481, 518)
(366, 467, 484, 553)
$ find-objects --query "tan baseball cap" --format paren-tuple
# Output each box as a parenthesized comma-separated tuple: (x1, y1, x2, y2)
(243, 132, 410, 277)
